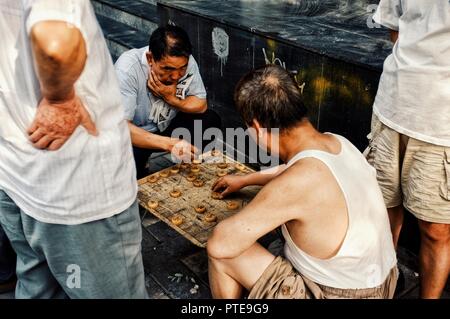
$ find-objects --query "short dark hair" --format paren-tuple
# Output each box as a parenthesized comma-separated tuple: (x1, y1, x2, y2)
(234, 65, 308, 131)
(148, 25, 192, 61)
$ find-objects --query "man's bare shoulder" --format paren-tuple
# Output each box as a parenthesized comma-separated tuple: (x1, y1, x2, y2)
(262, 157, 334, 208)
(275, 157, 330, 186)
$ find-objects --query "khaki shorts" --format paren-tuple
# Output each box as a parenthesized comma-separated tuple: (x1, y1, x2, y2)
(365, 114, 450, 224)
(248, 256, 398, 299)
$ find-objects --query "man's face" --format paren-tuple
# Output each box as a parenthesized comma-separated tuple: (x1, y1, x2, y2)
(147, 52, 188, 85)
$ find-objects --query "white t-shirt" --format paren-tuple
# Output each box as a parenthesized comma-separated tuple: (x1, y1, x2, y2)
(0, 0, 137, 225)
(373, 0, 450, 147)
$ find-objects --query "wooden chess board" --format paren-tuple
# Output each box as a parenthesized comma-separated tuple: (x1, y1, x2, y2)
(137, 151, 262, 248)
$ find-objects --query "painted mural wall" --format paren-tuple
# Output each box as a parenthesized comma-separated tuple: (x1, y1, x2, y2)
(158, 0, 391, 152)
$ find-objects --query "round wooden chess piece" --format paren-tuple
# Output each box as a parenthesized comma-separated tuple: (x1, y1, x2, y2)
(159, 170, 170, 178)
(171, 215, 183, 225)
(193, 179, 204, 187)
(170, 189, 182, 198)
(227, 201, 239, 210)
(204, 212, 217, 223)
(147, 200, 159, 209)
(211, 191, 222, 200)
(194, 205, 206, 214)
(147, 175, 158, 183)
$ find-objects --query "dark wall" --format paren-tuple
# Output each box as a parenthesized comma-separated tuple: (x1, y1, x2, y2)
(159, 4, 382, 152)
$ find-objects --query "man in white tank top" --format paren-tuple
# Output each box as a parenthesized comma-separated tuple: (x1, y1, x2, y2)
(207, 65, 398, 299)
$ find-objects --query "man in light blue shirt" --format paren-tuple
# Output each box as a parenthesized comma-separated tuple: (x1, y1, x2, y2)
(115, 25, 221, 178)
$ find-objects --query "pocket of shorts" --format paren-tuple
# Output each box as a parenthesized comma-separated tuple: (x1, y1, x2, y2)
(363, 114, 383, 160)
(439, 149, 450, 201)
(363, 133, 375, 160)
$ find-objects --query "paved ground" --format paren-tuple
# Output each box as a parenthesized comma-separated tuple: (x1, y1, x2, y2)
(1, 152, 449, 299)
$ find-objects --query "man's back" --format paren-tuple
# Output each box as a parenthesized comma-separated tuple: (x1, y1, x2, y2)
(373, 0, 450, 146)
(0, 0, 136, 224)
(277, 134, 396, 289)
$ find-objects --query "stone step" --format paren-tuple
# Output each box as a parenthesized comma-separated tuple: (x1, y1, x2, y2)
(96, 15, 148, 61)
(91, 0, 159, 33)
(140, 0, 157, 4)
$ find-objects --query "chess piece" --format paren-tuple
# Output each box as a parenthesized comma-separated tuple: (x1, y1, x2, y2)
(170, 189, 182, 198)
(159, 170, 170, 178)
(171, 215, 183, 225)
(195, 205, 206, 214)
(148, 200, 159, 209)
(204, 212, 217, 223)
(193, 179, 204, 187)
(147, 175, 158, 183)
(227, 201, 239, 210)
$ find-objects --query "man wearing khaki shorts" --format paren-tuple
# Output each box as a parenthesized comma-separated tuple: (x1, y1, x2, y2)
(366, 0, 450, 299)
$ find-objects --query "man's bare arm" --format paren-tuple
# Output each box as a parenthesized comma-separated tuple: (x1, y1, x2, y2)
(211, 165, 287, 198)
(128, 121, 177, 150)
(166, 95, 207, 113)
(208, 161, 317, 259)
(241, 165, 287, 186)
(128, 121, 197, 160)
(31, 20, 86, 101)
(28, 21, 97, 150)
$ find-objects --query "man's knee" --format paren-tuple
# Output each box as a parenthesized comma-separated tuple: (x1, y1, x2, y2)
(419, 220, 450, 243)
(207, 248, 235, 279)
(207, 239, 222, 261)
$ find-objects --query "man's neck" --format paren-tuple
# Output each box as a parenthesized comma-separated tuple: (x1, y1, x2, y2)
(278, 121, 322, 163)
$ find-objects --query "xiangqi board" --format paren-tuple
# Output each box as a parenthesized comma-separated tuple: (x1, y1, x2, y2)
(137, 151, 262, 248)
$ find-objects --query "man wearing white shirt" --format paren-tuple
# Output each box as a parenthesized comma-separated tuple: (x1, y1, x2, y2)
(366, 0, 450, 298)
(0, 0, 146, 298)
(115, 25, 221, 179)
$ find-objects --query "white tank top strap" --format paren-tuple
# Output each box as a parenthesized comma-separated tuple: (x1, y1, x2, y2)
(285, 133, 343, 168)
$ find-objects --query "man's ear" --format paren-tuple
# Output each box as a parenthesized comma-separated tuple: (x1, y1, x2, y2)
(251, 119, 263, 136)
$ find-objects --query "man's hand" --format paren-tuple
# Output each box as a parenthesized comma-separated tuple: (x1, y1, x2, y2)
(27, 94, 97, 151)
(167, 138, 198, 163)
(212, 175, 247, 198)
(28, 20, 93, 151)
(147, 68, 207, 113)
(147, 70, 177, 102)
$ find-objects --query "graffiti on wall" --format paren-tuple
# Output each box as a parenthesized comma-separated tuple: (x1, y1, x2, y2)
(212, 27, 229, 77)
(262, 47, 306, 94)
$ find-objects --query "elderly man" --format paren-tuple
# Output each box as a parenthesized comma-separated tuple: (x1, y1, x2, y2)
(115, 25, 221, 178)
(0, 0, 146, 298)
(208, 65, 398, 299)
